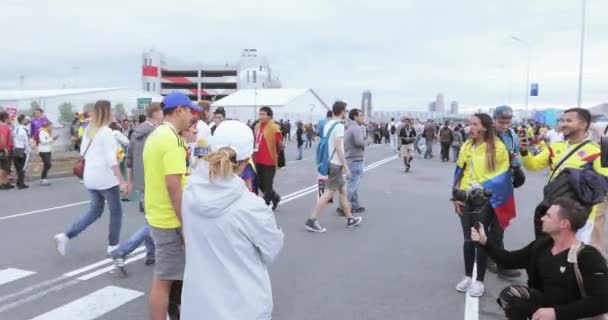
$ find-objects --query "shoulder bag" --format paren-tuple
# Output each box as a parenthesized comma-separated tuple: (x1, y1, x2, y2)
(73, 137, 94, 179)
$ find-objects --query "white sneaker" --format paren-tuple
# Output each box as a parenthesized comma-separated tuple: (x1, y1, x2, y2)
(107, 245, 119, 256)
(455, 276, 472, 292)
(54, 233, 69, 256)
(468, 280, 485, 297)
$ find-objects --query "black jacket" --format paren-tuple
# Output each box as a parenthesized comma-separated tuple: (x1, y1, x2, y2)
(484, 237, 608, 320)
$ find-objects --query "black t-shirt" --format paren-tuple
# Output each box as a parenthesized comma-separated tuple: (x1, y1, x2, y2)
(537, 247, 573, 306)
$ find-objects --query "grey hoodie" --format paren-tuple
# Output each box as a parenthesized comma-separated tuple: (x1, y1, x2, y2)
(345, 122, 366, 161)
(126, 122, 156, 191)
(181, 162, 284, 319)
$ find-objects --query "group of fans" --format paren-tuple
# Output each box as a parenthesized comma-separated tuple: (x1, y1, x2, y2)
(450, 105, 608, 320)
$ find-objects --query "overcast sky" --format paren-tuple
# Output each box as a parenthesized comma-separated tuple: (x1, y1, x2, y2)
(1, 0, 606, 111)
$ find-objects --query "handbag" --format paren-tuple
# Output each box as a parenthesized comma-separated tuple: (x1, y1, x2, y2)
(73, 138, 94, 179)
(569, 242, 608, 320)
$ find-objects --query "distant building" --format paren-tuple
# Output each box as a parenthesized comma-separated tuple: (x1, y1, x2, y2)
(142, 48, 281, 102)
(450, 101, 459, 114)
(361, 90, 372, 116)
(428, 101, 436, 112)
(435, 93, 445, 113)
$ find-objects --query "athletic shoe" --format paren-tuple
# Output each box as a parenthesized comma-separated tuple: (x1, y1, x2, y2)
(107, 245, 119, 256)
(54, 233, 69, 256)
(405, 165, 411, 172)
(455, 276, 472, 292)
(113, 256, 126, 268)
(468, 281, 485, 297)
(346, 216, 363, 228)
(145, 256, 156, 266)
(17, 184, 29, 189)
(272, 195, 281, 211)
(352, 207, 366, 213)
(40, 179, 51, 186)
(305, 219, 327, 233)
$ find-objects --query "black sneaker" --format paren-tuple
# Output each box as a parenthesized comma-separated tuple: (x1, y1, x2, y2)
(272, 196, 281, 211)
(346, 216, 363, 228)
(352, 207, 366, 213)
(145, 256, 156, 266)
(305, 219, 327, 233)
(17, 184, 29, 189)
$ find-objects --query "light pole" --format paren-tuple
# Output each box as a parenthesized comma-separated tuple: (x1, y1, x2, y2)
(511, 36, 531, 123)
(577, 0, 587, 108)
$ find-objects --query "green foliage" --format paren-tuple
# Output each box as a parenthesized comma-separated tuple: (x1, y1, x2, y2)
(114, 103, 127, 120)
(58, 102, 75, 124)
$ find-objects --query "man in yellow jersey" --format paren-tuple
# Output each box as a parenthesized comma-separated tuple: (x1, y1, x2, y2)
(520, 108, 608, 250)
(144, 92, 200, 320)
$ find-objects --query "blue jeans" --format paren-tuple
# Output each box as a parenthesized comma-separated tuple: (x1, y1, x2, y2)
(112, 191, 155, 258)
(66, 185, 123, 246)
(347, 160, 364, 209)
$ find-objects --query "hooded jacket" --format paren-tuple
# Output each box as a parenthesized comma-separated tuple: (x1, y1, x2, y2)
(125, 122, 155, 191)
(181, 162, 284, 320)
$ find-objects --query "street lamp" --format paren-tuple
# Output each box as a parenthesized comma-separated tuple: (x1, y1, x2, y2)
(577, 0, 587, 108)
(511, 36, 531, 123)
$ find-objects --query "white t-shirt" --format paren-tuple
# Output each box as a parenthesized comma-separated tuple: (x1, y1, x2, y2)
(196, 120, 211, 143)
(324, 119, 345, 166)
(81, 126, 119, 190)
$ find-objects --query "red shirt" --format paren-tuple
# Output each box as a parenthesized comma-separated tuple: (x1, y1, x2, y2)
(0, 124, 13, 151)
(253, 123, 282, 166)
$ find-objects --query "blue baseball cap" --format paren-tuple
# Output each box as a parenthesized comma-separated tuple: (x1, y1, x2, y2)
(162, 92, 202, 112)
(493, 105, 513, 119)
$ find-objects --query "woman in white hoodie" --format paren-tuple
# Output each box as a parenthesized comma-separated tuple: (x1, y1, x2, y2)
(181, 120, 284, 320)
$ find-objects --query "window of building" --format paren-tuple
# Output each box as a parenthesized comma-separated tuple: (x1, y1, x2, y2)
(247, 71, 250, 82)
(152, 83, 155, 92)
(253, 71, 257, 83)
(259, 66, 263, 71)
(146, 83, 150, 91)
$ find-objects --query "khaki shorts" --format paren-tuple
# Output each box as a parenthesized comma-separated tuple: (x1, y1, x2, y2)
(149, 226, 185, 281)
(327, 164, 345, 190)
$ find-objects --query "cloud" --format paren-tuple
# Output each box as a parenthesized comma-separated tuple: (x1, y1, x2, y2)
(1, 0, 606, 111)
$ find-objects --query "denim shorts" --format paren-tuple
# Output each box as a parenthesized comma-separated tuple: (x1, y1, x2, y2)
(149, 226, 185, 280)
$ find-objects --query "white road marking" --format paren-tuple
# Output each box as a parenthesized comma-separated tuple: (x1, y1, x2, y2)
(77, 252, 147, 281)
(0, 268, 36, 286)
(29, 286, 143, 320)
(464, 263, 479, 320)
(0, 201, 90, 222)
(63, 247, 145, 278)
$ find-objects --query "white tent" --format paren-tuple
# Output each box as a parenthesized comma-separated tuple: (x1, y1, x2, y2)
(212, 88, 329, 123)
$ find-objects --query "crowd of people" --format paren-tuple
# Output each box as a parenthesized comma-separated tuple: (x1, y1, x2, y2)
(3, 95, 608, 319)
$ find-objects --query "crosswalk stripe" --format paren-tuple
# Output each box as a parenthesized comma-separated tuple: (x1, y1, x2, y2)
(29, 286, 143, 320)
(0, 268, 36, 286)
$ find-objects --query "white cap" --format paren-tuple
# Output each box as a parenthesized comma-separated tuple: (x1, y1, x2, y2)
(211, 120, 254, 161)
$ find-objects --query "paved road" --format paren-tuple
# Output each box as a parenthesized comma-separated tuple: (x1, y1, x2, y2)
(0, 141, 564, 319)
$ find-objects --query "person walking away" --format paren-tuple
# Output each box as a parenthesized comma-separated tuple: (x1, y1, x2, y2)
(439, 121, 453, 162)
(451, 125, 463, 163)
(423, 120, 436, 159)
(471, 198, 608, 320)
(12, 114, 30, 189)
(305, 124, 314, 148)
(181, 120, 284, 320)
(38, 121, 56, 186)
(110, 103, 164, 268)
(398, 118, 417, 172)
(521, 108, 608, 255)
(342, 108, 367, 214)
(253, 107, 284, 210)
(143, 92, 200, 320)
(452, 113, 516, 297)
(296, 121, 304, 160)
(0, 112, 14, 189)
(305, 101, 363, 232)
(389, 117, 398, 152)
(54, 100, 128, 256)
(285, 120, 292, 141)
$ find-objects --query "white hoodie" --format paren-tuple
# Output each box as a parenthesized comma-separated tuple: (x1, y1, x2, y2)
(181, 162, 284, 320)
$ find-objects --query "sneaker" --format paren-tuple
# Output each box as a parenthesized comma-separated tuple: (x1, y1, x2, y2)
(79, 179, 84, 184)
(468, 281, 485, 297)
(272, 195, 281, 211)
(145, 256, 156, 266)
(346, 216, 363, 228)
(40, 179, 51, 186)
(54, 233, 69, 256)
(107, 245, 119, 256)
(17, 184, 29, 189)
(113, 256, 126, 268)
(305, 219, 327, 233)
(352, 207, 366, 213)
(455, 276, 472, 292)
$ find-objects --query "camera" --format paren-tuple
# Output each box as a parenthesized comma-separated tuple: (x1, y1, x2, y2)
(452, 187, 493, 229)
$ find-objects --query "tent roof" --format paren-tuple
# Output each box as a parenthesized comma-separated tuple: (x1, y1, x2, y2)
(0, 87, 145, 101)
(212, 88, 327, 108)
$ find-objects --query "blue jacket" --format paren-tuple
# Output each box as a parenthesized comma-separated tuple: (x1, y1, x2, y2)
(498, 128, 521, 167)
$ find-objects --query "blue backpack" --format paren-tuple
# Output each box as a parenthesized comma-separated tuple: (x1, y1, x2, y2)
(316, 121, 340, 176)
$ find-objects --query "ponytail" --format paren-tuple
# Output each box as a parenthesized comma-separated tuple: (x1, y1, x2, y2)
(207, 147, 238, 181)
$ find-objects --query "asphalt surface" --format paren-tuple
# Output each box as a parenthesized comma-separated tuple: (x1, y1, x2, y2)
(0, 141, 562, 320)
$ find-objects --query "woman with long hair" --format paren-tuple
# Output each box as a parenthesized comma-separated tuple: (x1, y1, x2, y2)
(38, 121, 56, 186)
(451, 113, 516, 297)
(181, 120, 284, 320)
(54, 100, 127, 256)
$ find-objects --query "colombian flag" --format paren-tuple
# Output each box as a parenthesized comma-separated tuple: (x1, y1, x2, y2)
(453, 139, 517, 229)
